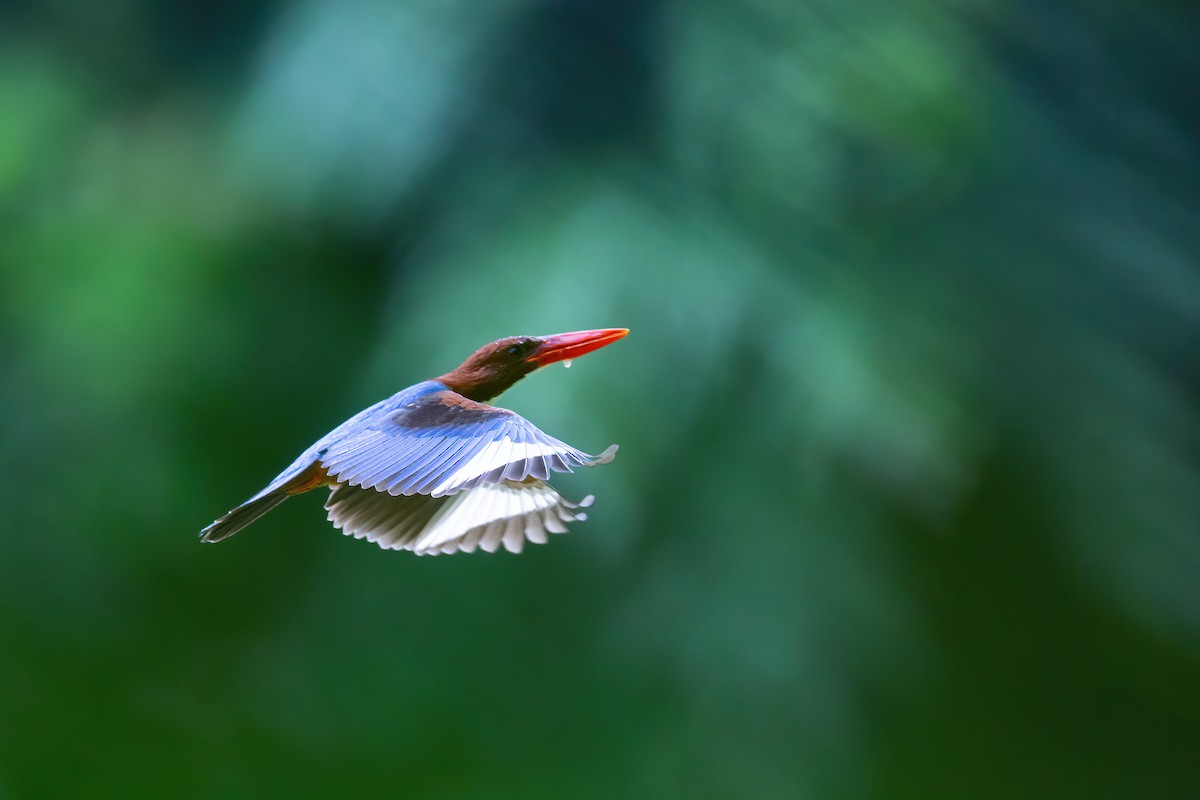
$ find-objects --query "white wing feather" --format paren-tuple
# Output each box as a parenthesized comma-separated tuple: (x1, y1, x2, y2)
(325, 479, 594, 556)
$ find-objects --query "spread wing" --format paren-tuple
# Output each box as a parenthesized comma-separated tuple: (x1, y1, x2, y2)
(325, 479, 593, 555)
(317, 389, 617, 498)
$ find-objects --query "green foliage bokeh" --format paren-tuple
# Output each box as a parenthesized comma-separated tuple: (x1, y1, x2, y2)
(1, 1, 1198, 798)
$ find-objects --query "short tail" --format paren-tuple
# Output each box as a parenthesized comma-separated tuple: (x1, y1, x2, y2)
(200, 492, 289, 543)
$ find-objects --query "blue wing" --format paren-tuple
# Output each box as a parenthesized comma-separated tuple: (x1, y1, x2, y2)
(316, 385, 617, 497)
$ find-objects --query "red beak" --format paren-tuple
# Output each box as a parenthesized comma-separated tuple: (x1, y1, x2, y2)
(530, 328, 629, 367)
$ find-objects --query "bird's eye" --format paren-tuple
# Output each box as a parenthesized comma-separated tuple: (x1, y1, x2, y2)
(506, 339, 535, 357)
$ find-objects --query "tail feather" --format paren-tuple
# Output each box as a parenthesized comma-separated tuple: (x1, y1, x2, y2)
(200, 492, 288, 543)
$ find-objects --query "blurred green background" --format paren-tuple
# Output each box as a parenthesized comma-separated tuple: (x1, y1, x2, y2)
(2, 0, 1198, 797)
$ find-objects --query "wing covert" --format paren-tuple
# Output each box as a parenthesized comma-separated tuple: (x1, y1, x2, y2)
(318, 388, 616, 497)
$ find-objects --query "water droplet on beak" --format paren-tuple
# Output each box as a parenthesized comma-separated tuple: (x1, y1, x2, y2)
(563, 359, 573, 369)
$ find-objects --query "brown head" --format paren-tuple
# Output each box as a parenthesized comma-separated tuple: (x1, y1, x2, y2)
(437, 328, 629, 402)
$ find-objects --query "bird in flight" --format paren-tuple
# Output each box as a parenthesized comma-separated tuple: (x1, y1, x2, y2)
(200, 328, 628, 555)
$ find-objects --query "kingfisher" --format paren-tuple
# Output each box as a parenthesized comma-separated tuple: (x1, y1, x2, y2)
(200, 328, 628, 555)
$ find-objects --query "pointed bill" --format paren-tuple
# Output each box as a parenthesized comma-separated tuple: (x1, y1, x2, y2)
(529, 328, 628, 367)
